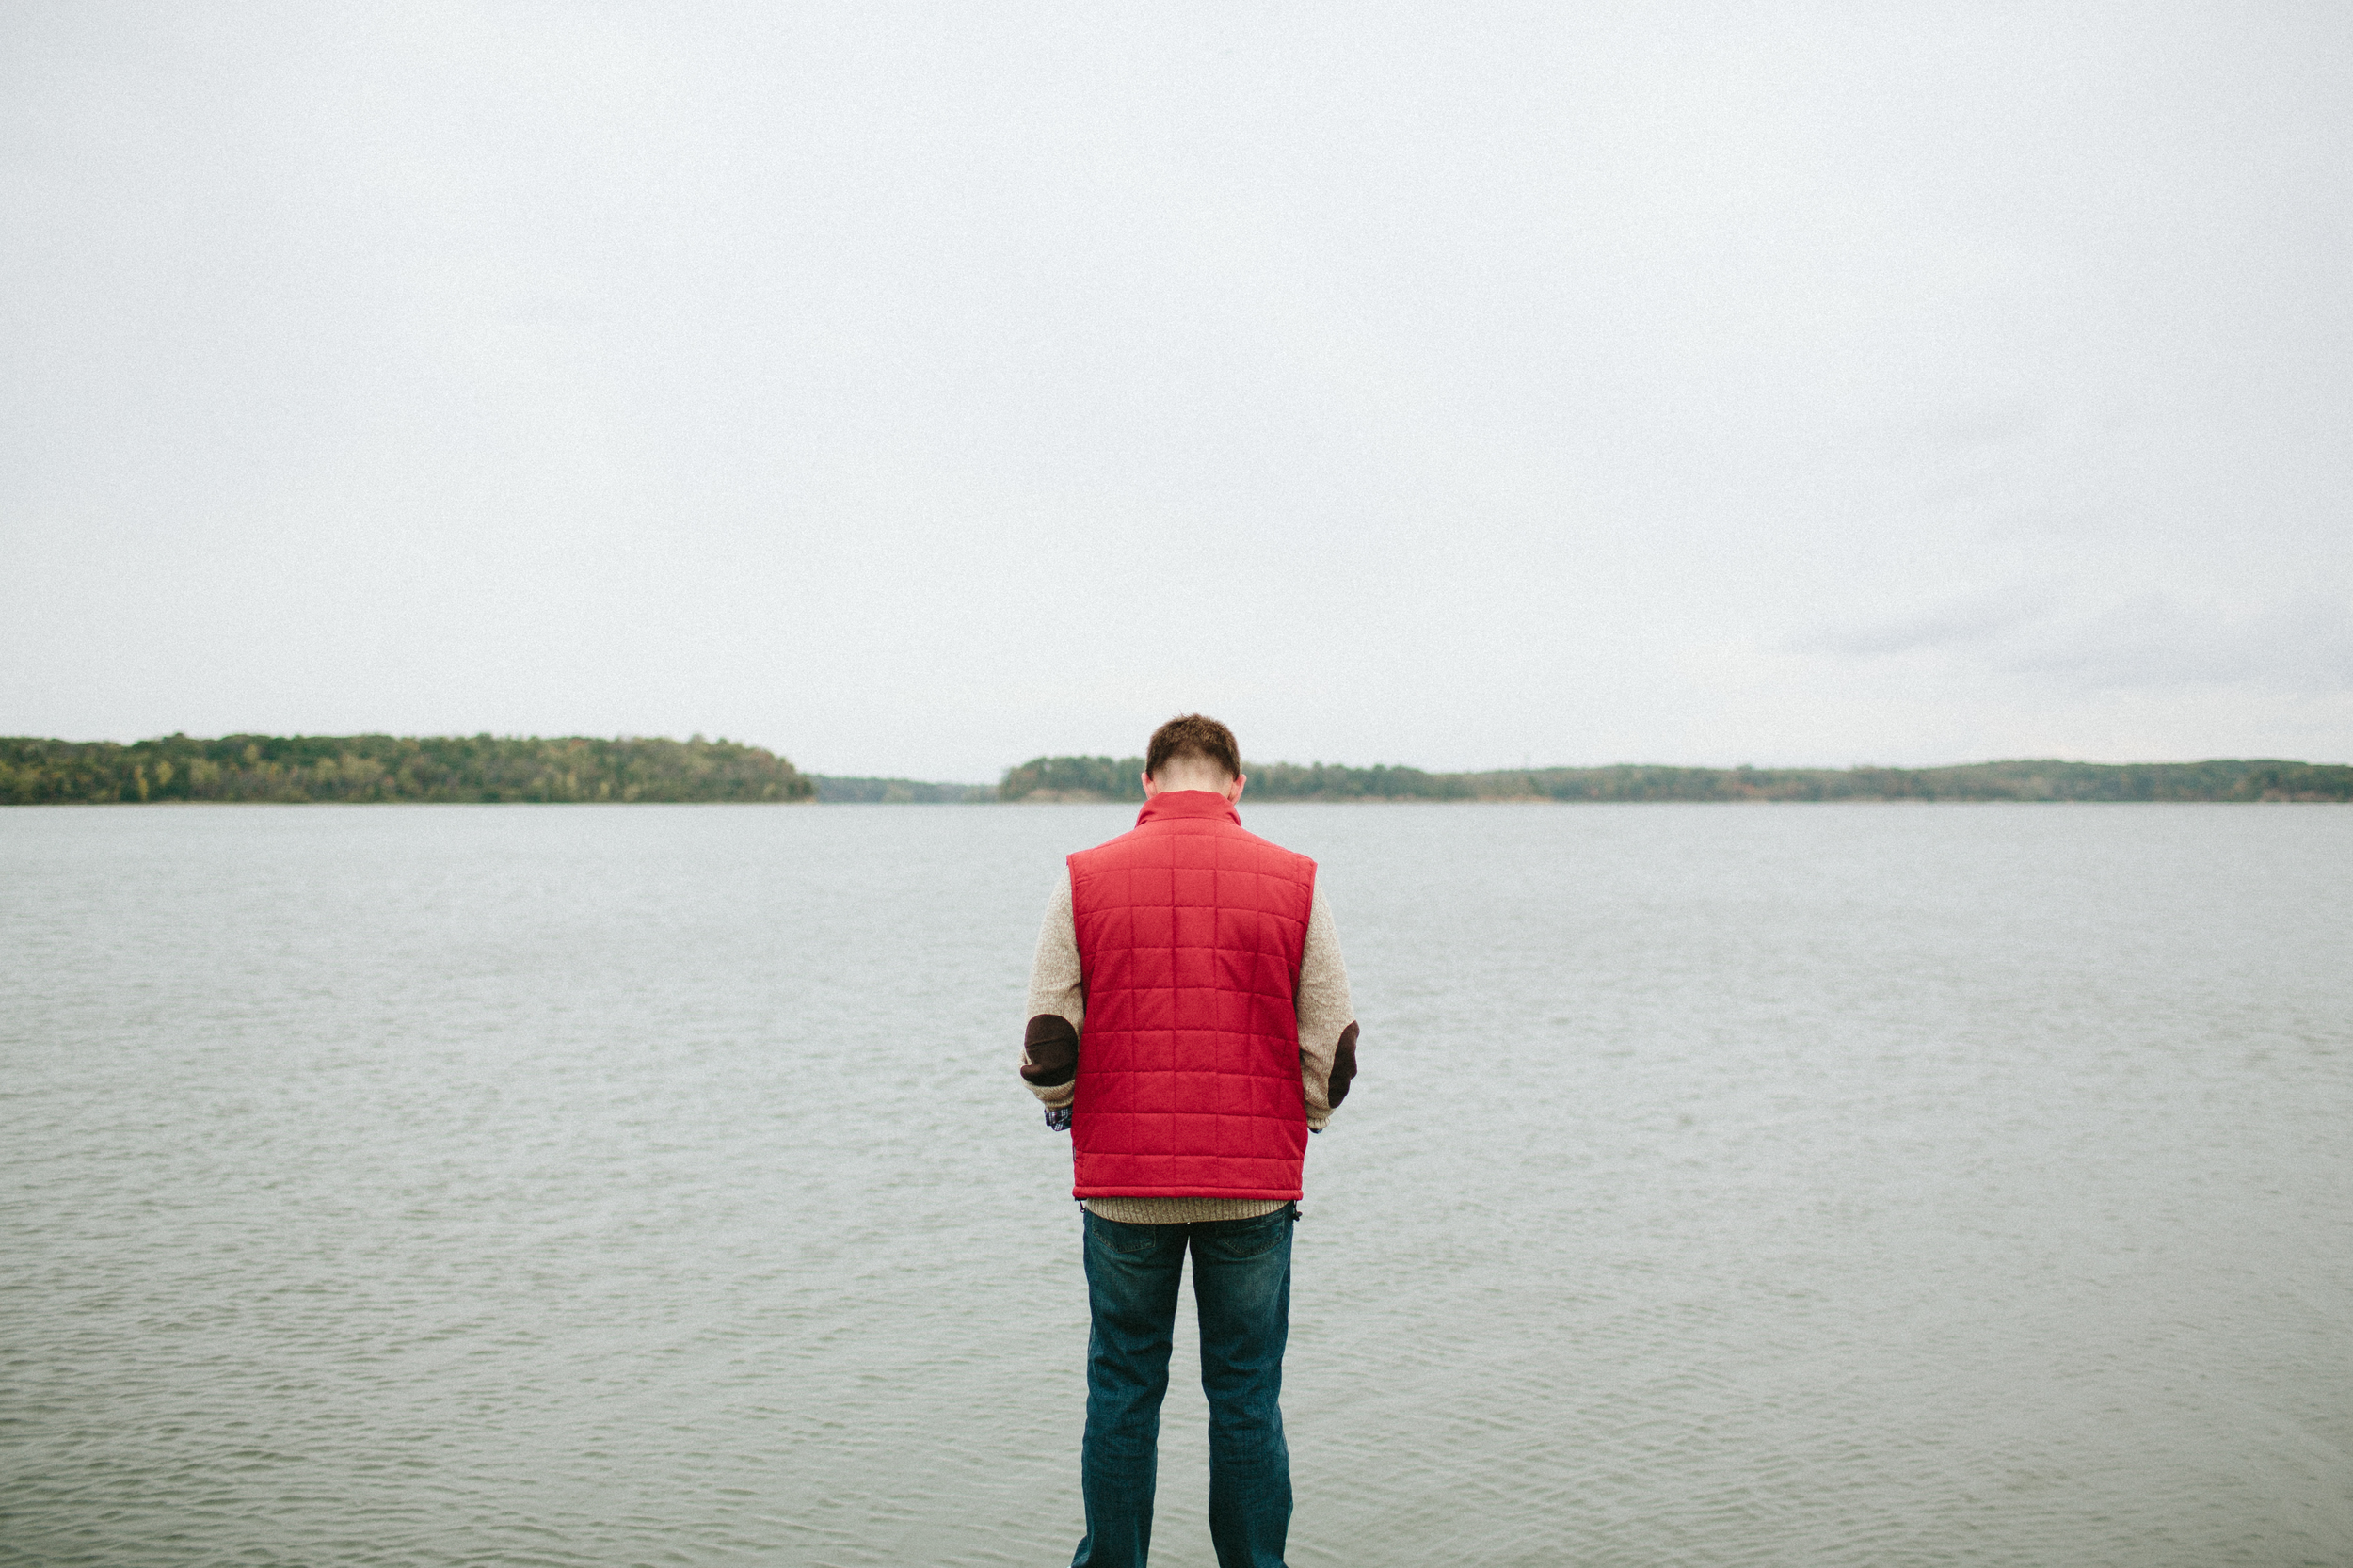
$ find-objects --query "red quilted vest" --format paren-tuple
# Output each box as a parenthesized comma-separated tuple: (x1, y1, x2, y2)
(1066, 790, 1317, 1200)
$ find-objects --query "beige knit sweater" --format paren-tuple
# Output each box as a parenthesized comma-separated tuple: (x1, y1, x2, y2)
(1020, 867, 1358, 1224)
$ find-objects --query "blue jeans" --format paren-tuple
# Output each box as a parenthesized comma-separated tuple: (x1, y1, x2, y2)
(1074, 1204, 1297, 1568)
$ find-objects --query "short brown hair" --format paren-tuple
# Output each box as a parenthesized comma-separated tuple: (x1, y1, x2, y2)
(1146, 713, 1241, 781)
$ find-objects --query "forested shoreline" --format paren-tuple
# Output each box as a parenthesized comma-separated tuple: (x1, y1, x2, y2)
(0, 734, 814, 804)
(8, 736, 2348, 806)
(995, 754, 2353, 803)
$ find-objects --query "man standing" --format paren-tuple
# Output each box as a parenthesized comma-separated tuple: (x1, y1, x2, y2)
(1019, 714, 1360, 1568)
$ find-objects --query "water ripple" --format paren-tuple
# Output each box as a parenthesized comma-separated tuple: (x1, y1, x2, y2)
(3, 803, 2348, 1566)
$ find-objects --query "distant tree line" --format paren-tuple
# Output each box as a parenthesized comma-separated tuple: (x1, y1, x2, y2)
(1, 734, 815, 805)
(11, 737, 2345, 807)
(995, 755, 1152, 801)
(811, 776, 996, 804)
(997, 755, 2353, 803)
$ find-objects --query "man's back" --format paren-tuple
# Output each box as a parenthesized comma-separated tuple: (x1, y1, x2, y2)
(1065, 789, 1316, 1201)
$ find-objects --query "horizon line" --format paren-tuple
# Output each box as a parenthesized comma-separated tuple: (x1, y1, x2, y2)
(8, 733, 2350, 781)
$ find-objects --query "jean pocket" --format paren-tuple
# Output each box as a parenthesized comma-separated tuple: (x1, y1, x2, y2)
(1193, 1207, 1292, 1263)
(1093, 1216, 1176, 1258)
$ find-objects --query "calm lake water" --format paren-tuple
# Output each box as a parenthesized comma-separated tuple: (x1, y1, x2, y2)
(4, 803, 2349, 1567)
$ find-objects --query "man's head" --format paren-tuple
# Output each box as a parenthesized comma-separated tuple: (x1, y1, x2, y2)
(1143, 713, 1245, 803)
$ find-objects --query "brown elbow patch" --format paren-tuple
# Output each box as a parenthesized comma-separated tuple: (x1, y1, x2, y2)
(1020, 1014, 1079, 1086)
(1328, 1022, 1359, 1107)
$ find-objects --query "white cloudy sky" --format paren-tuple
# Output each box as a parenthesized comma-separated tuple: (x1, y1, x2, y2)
(4, 3, 2347, 779)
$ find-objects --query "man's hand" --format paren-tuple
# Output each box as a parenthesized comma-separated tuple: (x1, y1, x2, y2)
(1045, 1105, 1072, 1132)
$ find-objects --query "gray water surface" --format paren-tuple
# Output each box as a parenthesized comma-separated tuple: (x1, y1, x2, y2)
(4, 803, 2348, 1567)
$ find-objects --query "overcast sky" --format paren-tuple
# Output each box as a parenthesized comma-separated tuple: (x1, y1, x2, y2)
(5, 4, 2347, 779)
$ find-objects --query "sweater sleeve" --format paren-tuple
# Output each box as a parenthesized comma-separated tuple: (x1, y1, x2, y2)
(1018, 872, 1083, 1112)
(1295, 881, 1359, 1131)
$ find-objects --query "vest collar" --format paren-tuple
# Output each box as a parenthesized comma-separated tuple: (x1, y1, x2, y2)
(1135, 790, 1241, 829)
